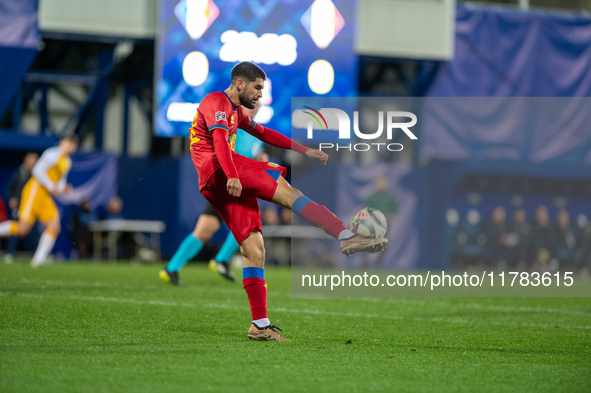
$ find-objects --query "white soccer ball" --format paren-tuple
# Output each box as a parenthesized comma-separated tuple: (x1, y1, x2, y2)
(349, 207, 388, 238)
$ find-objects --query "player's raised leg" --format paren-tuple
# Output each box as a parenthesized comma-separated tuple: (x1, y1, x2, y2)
(0, 220, 38, 263)
(0, 221, 19, 238)
(208, 232, 239, 282)
(271, 176, 388, 256)
(241, 230, 290, 342)
(160, 211, 220, 286)
(0, 181, 36, 240)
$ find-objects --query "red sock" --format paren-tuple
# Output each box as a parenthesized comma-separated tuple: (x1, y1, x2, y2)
(295, 198, 346, 239)
(243, 277, 268, 321)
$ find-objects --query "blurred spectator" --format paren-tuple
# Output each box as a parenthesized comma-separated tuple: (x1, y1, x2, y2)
(3, 152, 38, 262)
(449, 208, 485, 266)
(458, 209, 484, 247)
(575, 220, 591, 274)
(528, 205, 556, 270)
(554, 209, 580, 268)
(505, 208, 530, 269)
(68, 199, 96, 259)
(6, 153, 38, 211)
(280, 208, 292, 225)
(366, 174, 398, 223)
(364, 175, 397, 268)
(484, 206, 508, 267)
(96, 196, 135, 259)
(98, 196, 124, 220)
(555, 209, 578, 249)
(262, 205, 280, 226)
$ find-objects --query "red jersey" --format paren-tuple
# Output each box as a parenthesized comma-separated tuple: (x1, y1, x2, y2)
(189, 92, 255, 189)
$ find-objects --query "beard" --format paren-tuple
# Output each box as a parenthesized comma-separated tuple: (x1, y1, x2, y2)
(238, 89, 256, 109)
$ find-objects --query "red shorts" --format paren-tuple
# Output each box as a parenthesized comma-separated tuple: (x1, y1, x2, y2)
(199, 155, 287, 245)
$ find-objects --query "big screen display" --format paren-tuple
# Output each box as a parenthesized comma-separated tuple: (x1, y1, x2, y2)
(155, 0, 357, 137)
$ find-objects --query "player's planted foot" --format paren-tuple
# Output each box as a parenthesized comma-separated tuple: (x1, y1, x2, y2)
(30, 260, 51, 268)
(159, 267, 181, 286)
(339, 235, 388, 256)
(247, 323, 291, 342)
(209, 259, 236, 282)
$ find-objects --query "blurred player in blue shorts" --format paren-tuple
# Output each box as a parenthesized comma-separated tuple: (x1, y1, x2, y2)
(160, 102, 266, 286)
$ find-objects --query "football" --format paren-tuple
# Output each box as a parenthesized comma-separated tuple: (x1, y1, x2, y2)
(349, 207, 388, 238)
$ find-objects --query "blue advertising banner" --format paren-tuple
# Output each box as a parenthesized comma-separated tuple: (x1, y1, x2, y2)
(428, 4, 591, 97)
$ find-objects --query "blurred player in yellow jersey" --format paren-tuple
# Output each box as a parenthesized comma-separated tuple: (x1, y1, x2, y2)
(0, 136, 78, 267)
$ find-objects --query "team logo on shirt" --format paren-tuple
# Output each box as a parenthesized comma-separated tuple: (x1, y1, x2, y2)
(215, 111, 227, 121)
(268, 162, 280, 168)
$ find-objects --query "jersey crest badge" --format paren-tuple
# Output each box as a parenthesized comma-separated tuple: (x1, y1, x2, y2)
(215, 111, 227, 121)
(268, 162, 280, 168)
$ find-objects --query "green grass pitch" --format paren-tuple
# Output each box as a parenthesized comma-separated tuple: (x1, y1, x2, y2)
(1, 261, 590, 392)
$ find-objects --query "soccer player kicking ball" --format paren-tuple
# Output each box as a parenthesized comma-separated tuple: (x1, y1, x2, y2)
(160, 102, 266, 286)
(0, 136, 78, 267)
(191, 62, 387, 342)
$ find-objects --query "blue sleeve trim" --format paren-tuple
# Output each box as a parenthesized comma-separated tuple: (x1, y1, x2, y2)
(243, 267, 265, 279)
(208, 124, 229, 131)
(292, 196, 313, 216)
(245, 120, 256, 130)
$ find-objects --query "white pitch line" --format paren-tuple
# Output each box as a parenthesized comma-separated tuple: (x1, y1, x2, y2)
(18, 278, 161, 290)
(1, 292, 590, 331)
(208, 303, 591, 330)
(6, 277, 279, 296)
(0, 292, 199, 308)
(339, 297, 591, 317)
(4, 277, 591, 317)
